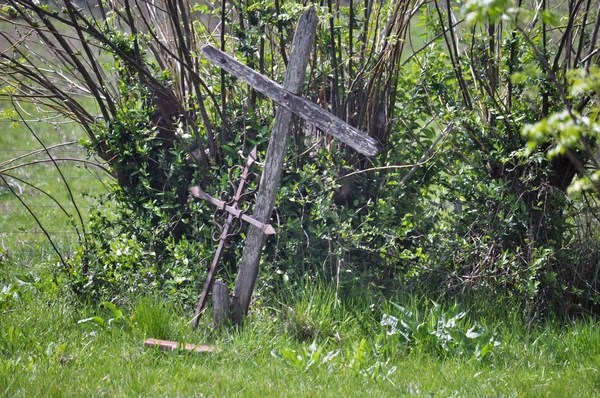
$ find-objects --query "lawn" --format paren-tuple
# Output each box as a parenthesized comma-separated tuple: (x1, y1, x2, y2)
(0, 103, 108, 257)
(2, 258, 600, 396)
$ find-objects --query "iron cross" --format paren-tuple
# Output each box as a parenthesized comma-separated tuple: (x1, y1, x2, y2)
(189, 146, 275, 327)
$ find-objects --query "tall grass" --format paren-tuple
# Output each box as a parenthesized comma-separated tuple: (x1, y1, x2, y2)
(2, 258, 600, 396)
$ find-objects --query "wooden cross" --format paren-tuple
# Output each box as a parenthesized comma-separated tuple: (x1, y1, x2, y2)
(189, 146, 275, 327)
(199, 6, 380, 324)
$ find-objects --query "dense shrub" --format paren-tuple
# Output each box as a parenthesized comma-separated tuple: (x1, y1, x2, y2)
(2, 0, 600, 317)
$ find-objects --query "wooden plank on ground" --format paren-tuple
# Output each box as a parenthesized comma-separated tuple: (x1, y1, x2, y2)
(143, 338, 215, 353)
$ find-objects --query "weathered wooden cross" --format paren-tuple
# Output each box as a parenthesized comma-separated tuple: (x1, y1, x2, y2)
(192, 6, 381, 327)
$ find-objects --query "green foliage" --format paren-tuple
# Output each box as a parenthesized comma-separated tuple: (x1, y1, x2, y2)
(462, 0, 510, 24)
(68, 203, 208, 304)
(381, 302, 501, 360)
(524, 67, 600, 194)
(1, 273, 59, 312)
(0, 283, 18, 311)
(61, 27, 209, 303)
(3, 0, 600, 319)
(78, 301, 125, 330)
(281, 282, 356, 341)
(272, 338, 398, 382)
(273, 342, 340, 371)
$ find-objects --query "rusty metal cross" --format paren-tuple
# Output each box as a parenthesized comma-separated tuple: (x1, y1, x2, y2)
(189, 146, 275, 327)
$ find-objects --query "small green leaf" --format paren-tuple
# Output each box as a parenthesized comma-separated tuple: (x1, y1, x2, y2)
(78, 316, 106, 328)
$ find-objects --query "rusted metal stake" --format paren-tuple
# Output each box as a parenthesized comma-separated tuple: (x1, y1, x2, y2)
(189, 147, 275, 328)
(190, 220, 230, 328)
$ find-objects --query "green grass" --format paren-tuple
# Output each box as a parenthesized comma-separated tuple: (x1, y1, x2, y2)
(2, 261, 600, 397)
(0, 104, 108, 255)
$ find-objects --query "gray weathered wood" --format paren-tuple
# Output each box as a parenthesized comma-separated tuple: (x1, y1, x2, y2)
(212, 279, 230, 329)
(201, 46, 381, 157)
(230, 7, 318, 323)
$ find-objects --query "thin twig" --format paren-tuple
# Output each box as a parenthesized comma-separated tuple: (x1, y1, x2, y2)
(0, 174, 66, 266)
(0, 158, 113, 175)
(338, 124, 454, 180)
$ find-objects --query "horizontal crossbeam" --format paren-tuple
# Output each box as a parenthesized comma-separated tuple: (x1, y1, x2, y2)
(202, 45, 382, 157)
(190, 186, 276, 235)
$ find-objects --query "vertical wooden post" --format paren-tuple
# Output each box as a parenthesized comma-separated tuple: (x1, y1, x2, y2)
(231, 7, 318, 323)
(212, 279, 230, 329)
